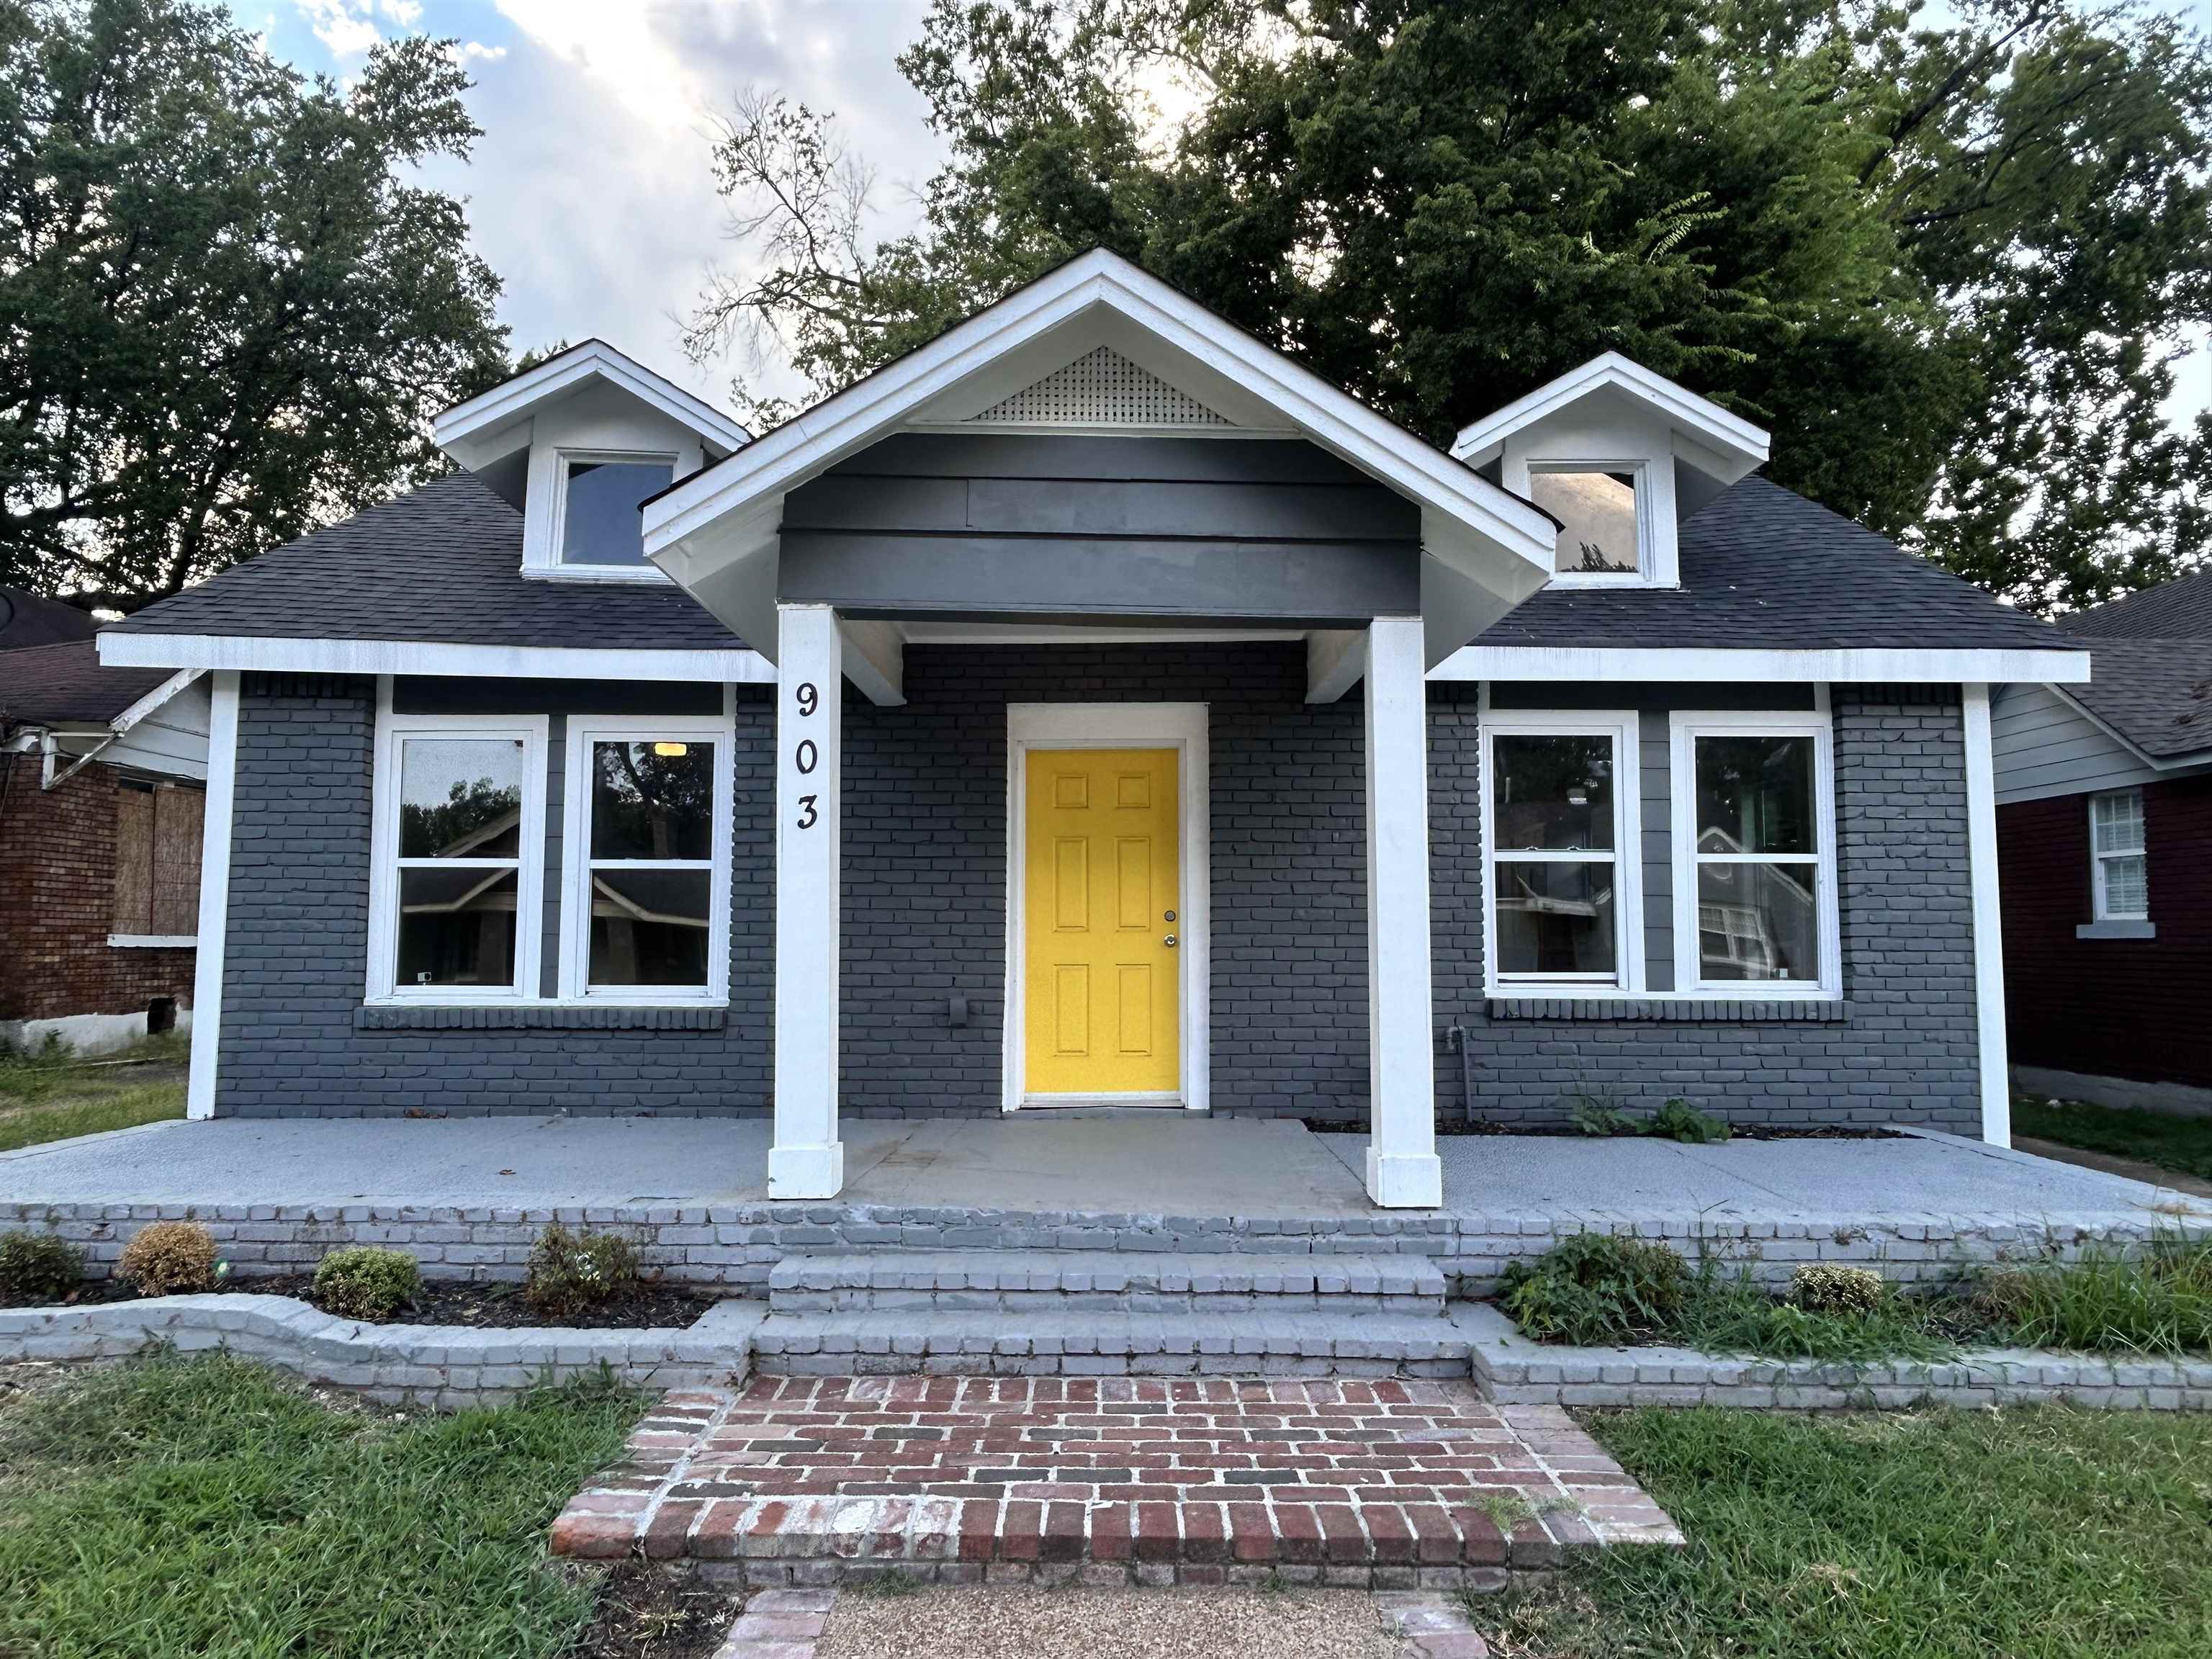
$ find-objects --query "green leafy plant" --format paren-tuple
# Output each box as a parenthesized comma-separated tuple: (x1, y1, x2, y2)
(1499, 1233, 1689, 1345)
(312, 1247, 421, 1322)
(0, 1231, 85, 1305)
(1791, 1264, 1887, 1316)
(1650, 1099, 1732, 1144)
(523, 1223, 641, 1321)
(1568, 1091, 1642, 1137)
(116, 1221, 219, 1297)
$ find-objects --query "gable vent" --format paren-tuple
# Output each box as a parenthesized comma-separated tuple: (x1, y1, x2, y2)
(968, 346, 1231, 428)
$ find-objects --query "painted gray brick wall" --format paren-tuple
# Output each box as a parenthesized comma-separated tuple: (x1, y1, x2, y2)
(217, 673, 774, 1117)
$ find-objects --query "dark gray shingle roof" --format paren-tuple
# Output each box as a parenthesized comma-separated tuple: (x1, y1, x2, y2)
(1476, 477, 2078, 653)
(109, 474, 748, 651)
(1, 639, 177, 727)
(2066, 567, 2212, 641)
(0, 589, 99, 649)
(2063, 639, 2212, 760)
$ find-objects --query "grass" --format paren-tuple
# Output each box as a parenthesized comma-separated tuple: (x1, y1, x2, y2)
(1979, 1240, 2212, 1357)
(1470, 1406, 2212, 1659)
(0, 1031, 186, 1152)
(2015, 1094, 2212, 1183)
(1664, 1272, 1963, 1364)
(0, 1349, 645, 1659)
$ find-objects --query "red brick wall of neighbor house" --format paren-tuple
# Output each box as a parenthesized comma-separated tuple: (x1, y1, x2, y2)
(1999, 773, 2212, 1090)
(0, 752, 194, 1024)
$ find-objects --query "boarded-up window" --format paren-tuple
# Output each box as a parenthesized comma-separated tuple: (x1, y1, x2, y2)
(114, 781, 202, 937)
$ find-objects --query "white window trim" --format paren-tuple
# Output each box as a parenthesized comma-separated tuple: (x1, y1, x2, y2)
(109, 934, 197, 950)
(1524, 460, 1659, 589)
(1668, 709, 1840, 998)
(1002, 702, 1210, 1115)
(534, 448, 680, 585)
(1480, 709, 1645, 996)
(2088, 788, 2149, 922)
(559, 712, 735, 1005)
(367, 701, 549, 1005)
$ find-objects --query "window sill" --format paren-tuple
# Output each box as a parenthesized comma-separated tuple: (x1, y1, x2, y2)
(355, 1004, 727, 1031)
(108, 934, 197, 950)
(2076, 920, 2155, 941)
(1483, 996, 1848, 1023)
(518, 565, 672, 585)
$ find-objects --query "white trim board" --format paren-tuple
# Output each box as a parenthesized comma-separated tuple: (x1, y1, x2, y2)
(1962, 685, 2011, 1146)
(1451, 351, 1771, 472)
(185, 671, 238, 1121)
(99, 632, 773, 684)
(1002, 701, 1210, 1115)
(1435, 644, 2090, 685)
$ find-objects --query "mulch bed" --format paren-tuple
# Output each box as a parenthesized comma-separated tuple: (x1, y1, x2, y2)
(1303, 1118, 1902, 1140)
(566, 1560, 742, 1659)
(8, 1274, 724, 1329)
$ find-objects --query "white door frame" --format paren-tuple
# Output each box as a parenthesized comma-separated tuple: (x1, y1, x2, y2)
(1003, 702, 1210, 1113)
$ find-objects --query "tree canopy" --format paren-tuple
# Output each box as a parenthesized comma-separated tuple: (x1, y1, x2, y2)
(687, 0, 2212, 615)
(0, 0, 508, 610)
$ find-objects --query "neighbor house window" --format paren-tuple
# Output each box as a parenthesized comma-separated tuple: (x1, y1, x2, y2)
(369, 714, 547, 1001)
(559, 716, 732, 1003)
(1529, 467, 1642, 576)
(1670, 714, 1838, 994)
(557, 453, 675, 568)
(110, 779, 202, 945)
(1483, 713, 1641, 991)
(2090, 788, 2147, 920)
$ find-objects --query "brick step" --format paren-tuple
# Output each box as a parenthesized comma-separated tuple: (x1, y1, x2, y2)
(752, 1306, 1474, 1377)
(768, 1250, 1447, 1316)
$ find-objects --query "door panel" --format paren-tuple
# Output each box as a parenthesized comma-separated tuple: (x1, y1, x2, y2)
(1024, 747, 1179, 1095)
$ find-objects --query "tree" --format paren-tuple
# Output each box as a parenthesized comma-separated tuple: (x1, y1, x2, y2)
(685, 0, 2212, 615)
(0, 0, 509, 610)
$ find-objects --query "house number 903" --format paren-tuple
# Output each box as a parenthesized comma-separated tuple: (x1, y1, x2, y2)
(793, 683, 821, 829)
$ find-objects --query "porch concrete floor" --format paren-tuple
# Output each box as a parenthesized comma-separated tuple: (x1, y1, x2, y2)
(3, 1113, 2202, 1227)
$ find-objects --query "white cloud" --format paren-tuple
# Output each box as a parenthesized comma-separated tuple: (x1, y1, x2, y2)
(293, 0, 380, 56)
(379, 0, 423, 24)
(490, 1, 707, 132)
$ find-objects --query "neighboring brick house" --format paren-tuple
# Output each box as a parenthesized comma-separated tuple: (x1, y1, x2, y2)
(1, 608, 211, 1054)
(98, 251, 2087, 1207)
(1993, 569, 2212, 1107)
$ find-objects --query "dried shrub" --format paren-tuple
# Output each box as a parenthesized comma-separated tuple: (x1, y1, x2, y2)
(313, 1246, 421, 1322)
(1789, 1263, 1887, 1316)
(524, 1223, 640, 1321)
(117, 1221, 219, 1297)
(0, 1231, 85, 1305)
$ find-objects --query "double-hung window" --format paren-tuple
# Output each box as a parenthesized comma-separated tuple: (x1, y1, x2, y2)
(2089, 788, 2148, 921)
(369, 714, 548, 1001)
(1482, 712, 1642, 992)
(1670, 714, 1838, 994)
(559, 716, 732, 1004)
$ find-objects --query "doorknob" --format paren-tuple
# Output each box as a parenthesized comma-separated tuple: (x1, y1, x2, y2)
(1163, 934, 1178, 948)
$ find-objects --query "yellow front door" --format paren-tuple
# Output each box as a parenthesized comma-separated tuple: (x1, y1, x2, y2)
(1023, 747, 1180, 1097)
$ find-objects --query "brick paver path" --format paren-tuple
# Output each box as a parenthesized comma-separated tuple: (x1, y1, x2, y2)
(553, 1376, 1680, 1588)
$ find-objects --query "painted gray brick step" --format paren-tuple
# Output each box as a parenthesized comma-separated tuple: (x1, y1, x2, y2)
(767, 1250, 1447, 1316)
(751, 1308, 1472, 1377)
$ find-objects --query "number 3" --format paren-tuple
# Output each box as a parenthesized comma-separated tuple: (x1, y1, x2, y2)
(796, 794, 817, 830)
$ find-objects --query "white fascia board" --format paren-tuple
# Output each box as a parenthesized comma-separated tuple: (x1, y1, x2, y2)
(108, 667, 206, 736)
(642, 249, 1556, 573)
(433, 341, 751, 462)
(1433, 644, 2092, 684)
(1451, 351, 1770, 471)
(99, 631, 773, 684)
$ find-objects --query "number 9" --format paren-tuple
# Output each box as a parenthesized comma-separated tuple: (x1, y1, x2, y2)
(796, 682, 818, 717)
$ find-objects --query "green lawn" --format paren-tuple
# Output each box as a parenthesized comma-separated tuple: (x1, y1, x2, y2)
(1475, 1406, 2212, 1659)
(2015, 1095, 2212, 1184)
(0, 1031, 187, 1152)
(0, 1351, 644, 1659)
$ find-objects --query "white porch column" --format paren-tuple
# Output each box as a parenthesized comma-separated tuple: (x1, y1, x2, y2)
(770, 603, 845, 1198)
(1963, 684, 2011, 1147)
(185, 670, 240, 1123)
(1362, 616, 1443, 1208)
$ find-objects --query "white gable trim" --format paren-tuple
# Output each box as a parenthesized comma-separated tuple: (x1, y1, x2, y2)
(99, 632, 773, 684)
(1451, 351, 1769, 471)
(1437, 644, 2090, 685)
(109, 667, 207, 736)
(433, 341, 751, 463)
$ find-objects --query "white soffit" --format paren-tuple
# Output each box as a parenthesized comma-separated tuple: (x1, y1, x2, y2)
(433, 341, 752, 471)
(1450, 351, 1770, 477)
(642, 251, 1557, 657)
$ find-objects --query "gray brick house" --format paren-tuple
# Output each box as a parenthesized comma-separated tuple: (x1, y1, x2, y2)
(102, 251, 2085, 1208)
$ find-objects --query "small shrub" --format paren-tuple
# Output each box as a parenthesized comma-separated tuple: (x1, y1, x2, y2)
(524, 1223, 640, 1321)
(1791, 1263, 1887, 1316)
(1499, 1233, 1688, 1345)
(1568, 1091, 1642, 1137)
(313, 1247, 421, 1321)
(117, 1221, 220, 1297)
(1650, 1099, 1731, 1144)
(0, 1231, 85, 1304)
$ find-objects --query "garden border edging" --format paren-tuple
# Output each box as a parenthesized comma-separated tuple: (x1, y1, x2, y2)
(0, 1293, 763, 1406)
(1461, 1303, 2212, 1410)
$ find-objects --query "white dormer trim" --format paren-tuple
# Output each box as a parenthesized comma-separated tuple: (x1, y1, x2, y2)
(1450, 351, 1768, 472)
(433, 341, 750, 467)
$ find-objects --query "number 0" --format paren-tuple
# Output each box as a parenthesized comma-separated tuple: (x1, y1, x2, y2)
(795, 739, 818, 775)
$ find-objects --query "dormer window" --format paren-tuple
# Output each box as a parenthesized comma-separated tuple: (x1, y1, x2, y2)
(557, 454, 675, 569)
(1529, 467, 1643, 576)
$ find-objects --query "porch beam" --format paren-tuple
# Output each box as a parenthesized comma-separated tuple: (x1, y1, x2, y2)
(837, 616, 906, 707)
(1305, 629, 1365, 704)
(770, 603, 845, 1199)
(1362, 616, 1443, 1208)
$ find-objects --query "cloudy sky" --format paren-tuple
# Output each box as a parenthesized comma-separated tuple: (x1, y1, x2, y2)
(250, 0, 2210, 427)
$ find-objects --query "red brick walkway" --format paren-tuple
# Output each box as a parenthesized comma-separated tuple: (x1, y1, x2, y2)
(552, 1376, 1680, 1588)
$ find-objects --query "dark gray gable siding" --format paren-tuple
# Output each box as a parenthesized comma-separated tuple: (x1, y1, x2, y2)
(778, 435, 1421, 624)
